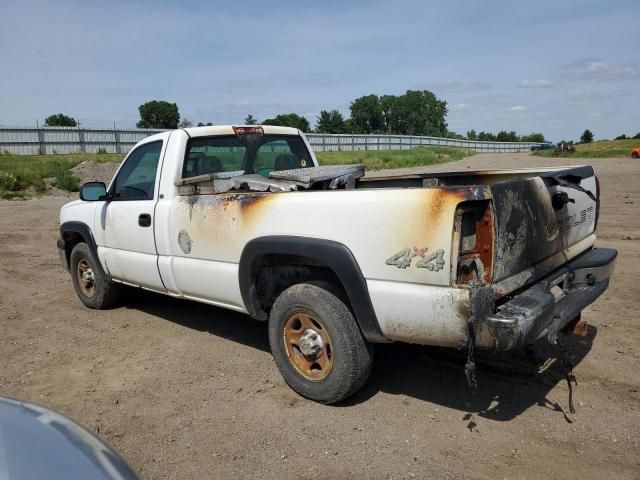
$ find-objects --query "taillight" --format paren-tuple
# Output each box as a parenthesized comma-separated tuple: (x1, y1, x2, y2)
(454, 201, 494, 286)
(233, 126, 264, 135)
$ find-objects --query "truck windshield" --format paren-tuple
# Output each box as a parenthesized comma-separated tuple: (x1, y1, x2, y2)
(183, 134, 312, 179)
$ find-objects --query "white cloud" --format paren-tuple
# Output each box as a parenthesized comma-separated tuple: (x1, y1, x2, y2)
(587, 62, 608, 72)
(519, 79, 555, 88)
(563, 58, 640, 82)
(509, 105, 527, 112)
(450, 103, 471, 110)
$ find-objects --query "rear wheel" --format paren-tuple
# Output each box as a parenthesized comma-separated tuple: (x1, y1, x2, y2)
(268, 283, 373, 404)
(632, 152, 639, 159)
(70, 243, 120, 309)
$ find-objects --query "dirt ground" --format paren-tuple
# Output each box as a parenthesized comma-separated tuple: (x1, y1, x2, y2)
(1, 153, 638, 479)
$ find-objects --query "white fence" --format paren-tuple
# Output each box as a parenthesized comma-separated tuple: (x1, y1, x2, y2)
(305, 134, 544, 153)
(0, 126, 164, 155)
(0, 126, 546, 155)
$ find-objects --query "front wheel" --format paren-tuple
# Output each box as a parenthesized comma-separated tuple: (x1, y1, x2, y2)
(69, 243, 120, 309)
(268, 283, 373, 404)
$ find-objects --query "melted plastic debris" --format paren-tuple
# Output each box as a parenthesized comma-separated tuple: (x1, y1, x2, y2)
(269, 164, 365, 188)
(175, 164, 365, 194)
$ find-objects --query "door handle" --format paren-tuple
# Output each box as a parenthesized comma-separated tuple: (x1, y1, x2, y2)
(138, 213, 152, 227)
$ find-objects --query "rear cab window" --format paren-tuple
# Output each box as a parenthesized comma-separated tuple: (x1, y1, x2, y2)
(182, 134, 313, 179)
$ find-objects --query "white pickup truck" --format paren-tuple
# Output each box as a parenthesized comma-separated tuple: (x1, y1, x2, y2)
(58, 125, 616, 403)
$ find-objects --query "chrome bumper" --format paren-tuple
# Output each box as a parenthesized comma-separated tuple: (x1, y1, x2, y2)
(478, 247, 617, 350)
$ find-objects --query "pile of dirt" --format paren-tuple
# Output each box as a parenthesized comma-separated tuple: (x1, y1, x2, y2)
(71, 161, 119, 186)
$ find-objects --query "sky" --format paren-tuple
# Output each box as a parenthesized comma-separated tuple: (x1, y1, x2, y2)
(0, 0, 638, 141)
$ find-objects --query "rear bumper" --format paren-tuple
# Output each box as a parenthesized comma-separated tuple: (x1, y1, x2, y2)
(477, 247, 617, 350)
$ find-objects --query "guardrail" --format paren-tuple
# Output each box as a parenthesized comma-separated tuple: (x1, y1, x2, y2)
(305, 133, 544, 153)
(0, 126, 546, 155)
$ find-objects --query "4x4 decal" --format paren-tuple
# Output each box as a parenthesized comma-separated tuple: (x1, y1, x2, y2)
(385, 247, 445, 271)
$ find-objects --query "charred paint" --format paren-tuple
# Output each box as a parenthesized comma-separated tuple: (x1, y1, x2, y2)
(455, 201, 495, 286)
(219, 192, 272, 213)
(491, 178, 573, 282)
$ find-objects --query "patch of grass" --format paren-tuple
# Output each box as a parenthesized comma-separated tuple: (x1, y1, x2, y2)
(55, 169, 81, 192)
(0, 189, 29, 200)
(534, 139, 640, 158)
(316, 146, 471, 171)
(0, 153, 122, 195)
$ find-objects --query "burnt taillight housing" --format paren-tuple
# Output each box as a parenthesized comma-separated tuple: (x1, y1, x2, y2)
(454, 201, 494, 286)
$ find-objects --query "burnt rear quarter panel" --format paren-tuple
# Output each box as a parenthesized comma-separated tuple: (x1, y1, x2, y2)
(164, 186, 488, 287)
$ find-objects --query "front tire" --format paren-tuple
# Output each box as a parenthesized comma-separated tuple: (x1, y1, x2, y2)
(268, 283, 373, 404)
(69, 243, 120, 309)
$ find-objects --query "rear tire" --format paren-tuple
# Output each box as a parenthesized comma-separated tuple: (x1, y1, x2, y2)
(69, 243, 120, 309)
(268, 283, 373, 404)
(632, 152, 639, 159)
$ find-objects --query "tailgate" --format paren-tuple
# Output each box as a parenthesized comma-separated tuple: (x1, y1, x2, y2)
(490, 165, 598, 285)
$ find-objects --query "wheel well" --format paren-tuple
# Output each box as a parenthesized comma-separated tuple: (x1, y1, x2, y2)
(239, 236, 386, 342)
(62, 231, 85, 265)
(252, 254, 352, 319)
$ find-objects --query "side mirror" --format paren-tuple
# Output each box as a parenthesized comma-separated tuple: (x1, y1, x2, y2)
(79, 182, 108, 201)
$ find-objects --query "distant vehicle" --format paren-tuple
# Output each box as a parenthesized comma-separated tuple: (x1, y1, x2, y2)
(632, 146, 640, 158)
(556, 141, 576, 154)
(0, 396, 138, 480)
(530, 143, 554, 152)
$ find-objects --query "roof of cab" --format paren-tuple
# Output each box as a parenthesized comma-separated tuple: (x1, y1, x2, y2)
(183, 125, 301, 137)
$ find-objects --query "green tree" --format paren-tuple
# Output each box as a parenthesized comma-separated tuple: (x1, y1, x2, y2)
(351, 90, 447, 136)
(178, 118, 193, 128)
(520, 132, 546, 143)
(262, 113, 310, 132)
(477, 131, 496, 141)
(136, 100, 180, 129)
(382, 90, 447, 136)
(315, 110, 346, 133)
(244, 114, 258, 125)
(349, 94, 385, 133)
(614, 134, 628, 140)
(343, 118, 357, 134)
(633, 132, 640, 140)
(445, 131, 465, 140)
(44, 113, 77, 127)
(466, 129, 477, 140)
(495, 130, 518, 142)
(580, 129, 594, 144)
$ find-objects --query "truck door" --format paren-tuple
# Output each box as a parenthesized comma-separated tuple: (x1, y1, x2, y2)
(97, 138, 166, 291)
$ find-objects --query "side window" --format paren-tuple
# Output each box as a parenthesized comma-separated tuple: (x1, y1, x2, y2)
(254, 139, 309, 177)
(114, 141, 163, 200)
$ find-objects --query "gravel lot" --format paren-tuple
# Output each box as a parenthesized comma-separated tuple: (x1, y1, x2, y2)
(1, 153, 638, 479)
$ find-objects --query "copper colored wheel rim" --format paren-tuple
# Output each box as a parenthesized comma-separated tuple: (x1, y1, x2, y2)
(76, 258, 96, 297)
(283, 312, 333, 381)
